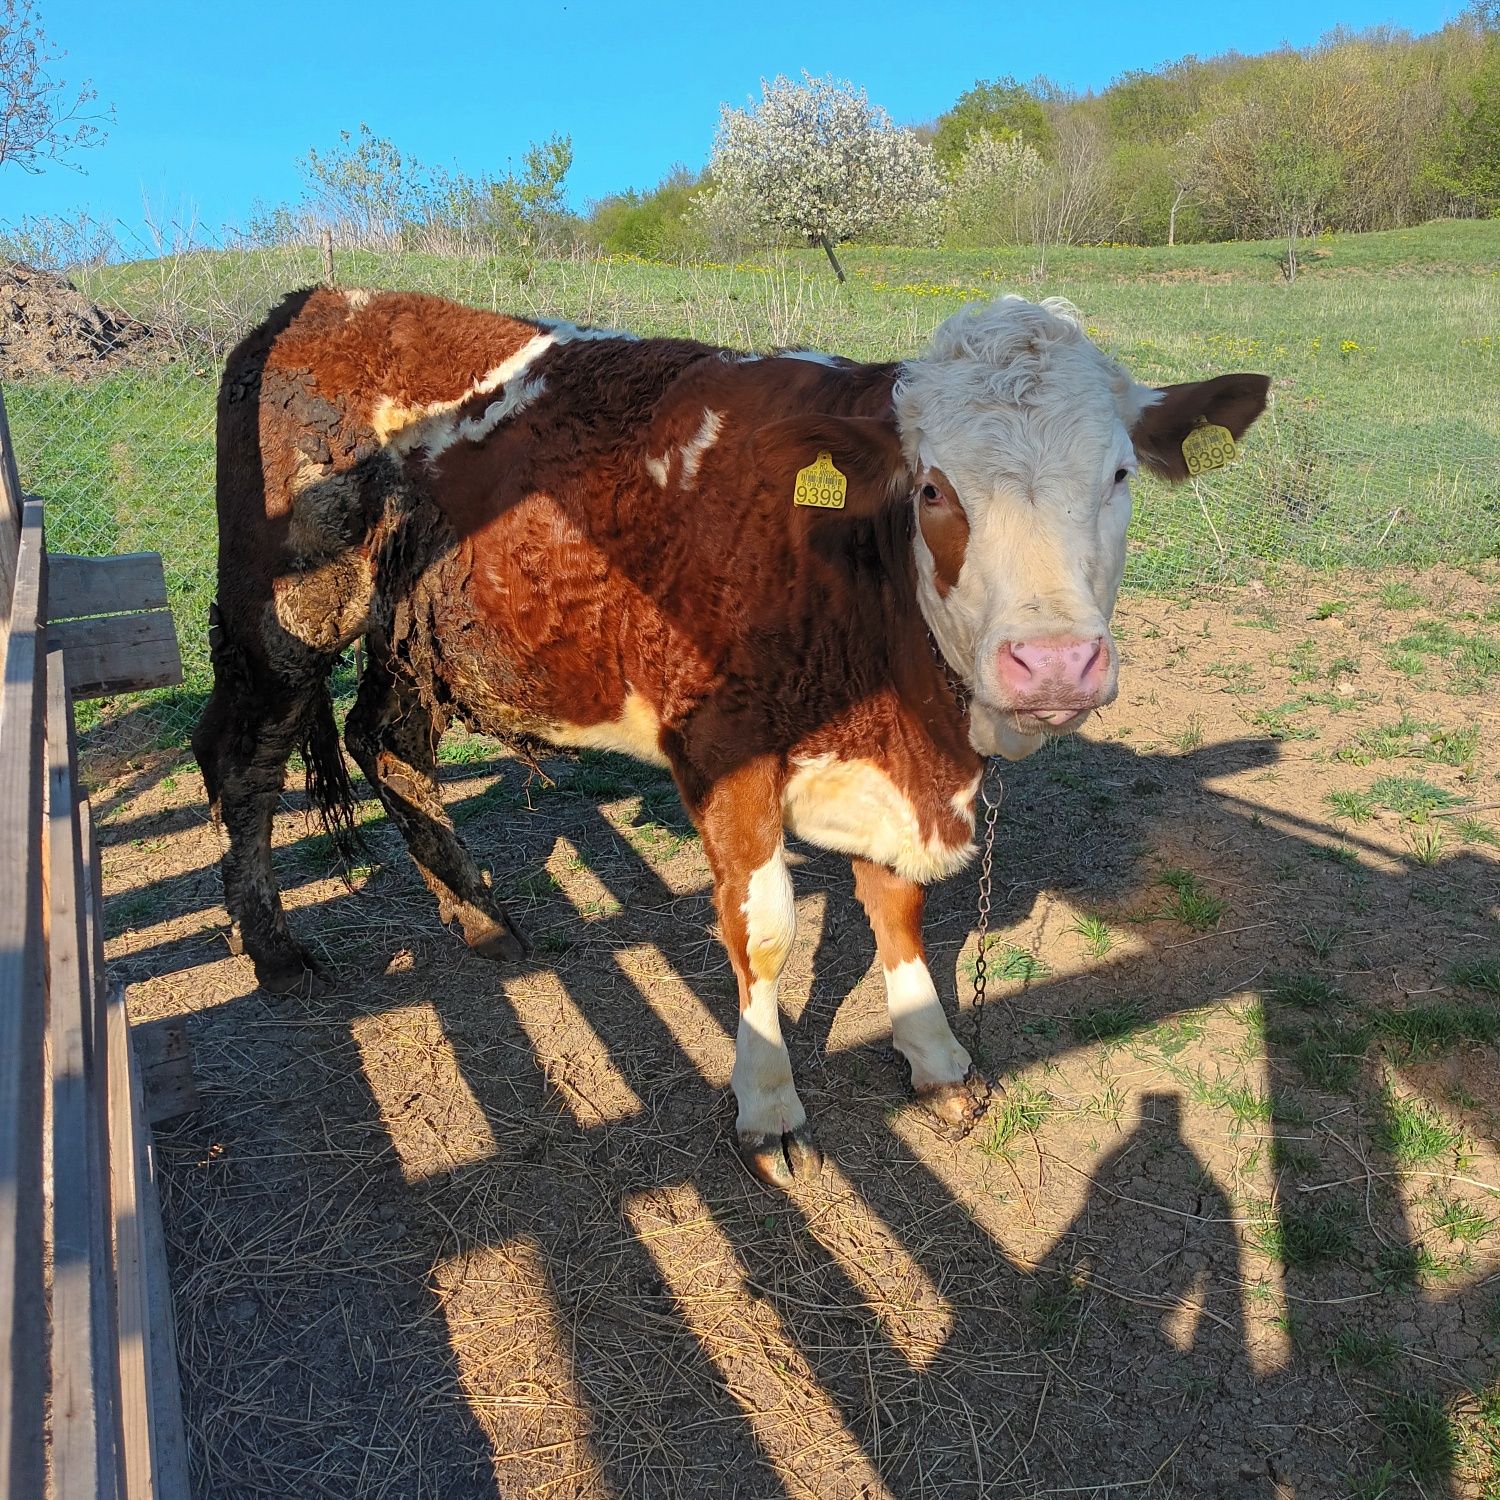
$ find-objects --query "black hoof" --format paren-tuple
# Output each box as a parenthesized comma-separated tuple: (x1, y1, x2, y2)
(459, 907, 530, 963)
(737, 1125, 823, 1188)
(253, 945, 329, 998)
(916, 1067, 992, 1137)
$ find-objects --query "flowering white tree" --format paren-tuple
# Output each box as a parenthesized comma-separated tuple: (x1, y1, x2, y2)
(701, 72, 941, 280)
(941, 131, 1045, 245)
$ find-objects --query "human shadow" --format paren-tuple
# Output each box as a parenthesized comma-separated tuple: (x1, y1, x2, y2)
(104, 717, 1499, 1497)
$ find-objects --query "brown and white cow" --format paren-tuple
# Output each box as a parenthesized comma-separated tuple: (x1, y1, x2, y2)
(194, 286, 1267, 1184)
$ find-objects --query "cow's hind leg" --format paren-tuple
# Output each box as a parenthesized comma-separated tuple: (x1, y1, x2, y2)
(852, 858, 990, 1134)
(344, 654, 527, 963)
(193, 623, 344, 995)
(692, 759, 819, 1187)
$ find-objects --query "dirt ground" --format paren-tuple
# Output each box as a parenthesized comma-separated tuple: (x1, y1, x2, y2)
(94, 567, 1499, 1500)
(0, 260, 162, 381)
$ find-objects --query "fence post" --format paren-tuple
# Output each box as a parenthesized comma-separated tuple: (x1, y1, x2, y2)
(0, 384, 26, 644)
(0, 498, 49, 1499)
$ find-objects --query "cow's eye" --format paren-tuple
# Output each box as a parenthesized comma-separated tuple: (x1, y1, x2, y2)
(1113, 468, 1130, 486)
(920, 482, 942, 504)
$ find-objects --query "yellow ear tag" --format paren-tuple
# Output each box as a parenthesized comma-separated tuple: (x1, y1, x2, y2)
(1181, 423, 1237, 477)
(793, 451, 848, 510)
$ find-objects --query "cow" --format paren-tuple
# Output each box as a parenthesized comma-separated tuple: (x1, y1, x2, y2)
(193, 285, 1268, 1185)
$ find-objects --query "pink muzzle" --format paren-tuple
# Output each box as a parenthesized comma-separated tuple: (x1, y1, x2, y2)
(995, 635, 1111, 722)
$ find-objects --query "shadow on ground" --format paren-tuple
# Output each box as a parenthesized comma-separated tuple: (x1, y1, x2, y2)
(98, 713, 1500, 1499)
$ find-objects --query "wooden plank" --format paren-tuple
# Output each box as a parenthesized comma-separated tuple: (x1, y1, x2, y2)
(50, 553, 170, 620)
(133, 1018, 198, 1125)
(47, 643, 117, 1498)
(109, 984, 193, 1500)
(0, 497, 47, 1499)
(80, 799, 128, 1500)
(129, 1020, 192, 1500)
(108, 982, 159, 1500)
(51, 611, 183, 699)
(0, 384, 23, 629)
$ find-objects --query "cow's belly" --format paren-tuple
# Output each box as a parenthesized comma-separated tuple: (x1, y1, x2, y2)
(782, 753, 978, 884)
(540, 690, 671, 767)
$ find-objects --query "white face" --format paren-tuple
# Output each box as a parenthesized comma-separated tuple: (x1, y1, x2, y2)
(895, 297, 1154, 761)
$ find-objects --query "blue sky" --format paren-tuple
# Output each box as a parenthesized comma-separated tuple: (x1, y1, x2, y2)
(10, 0, 1469, 245)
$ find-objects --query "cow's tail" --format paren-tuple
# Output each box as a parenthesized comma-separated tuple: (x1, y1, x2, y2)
(300, 672, 364, 870)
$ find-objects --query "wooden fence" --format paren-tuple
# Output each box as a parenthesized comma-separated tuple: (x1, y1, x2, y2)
(0, 383, 192, 1499)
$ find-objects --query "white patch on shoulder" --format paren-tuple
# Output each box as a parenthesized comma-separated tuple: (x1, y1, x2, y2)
(441, 376, 547, 452)
(545, 689, 668, 766)
(535, 316, 638, 344)
(644, 453, 670, 488)
(344, 288, 373, 310)
(782, 755, 974, 883)
(375, 331, 557, 455)
(782, 350, 842, 367)
(951, 770, 982, 829)
(677, 409, 723, 489)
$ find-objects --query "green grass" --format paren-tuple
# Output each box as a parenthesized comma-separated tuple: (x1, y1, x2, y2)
(1376, 1392, 1458, 1481)
(1389, 620, 1500, 694)
(1190, 1074, 1273, 1125)
(1371, 1001, 1500, 1058)
(983, 1082, 1056, 1155)
(1334, 715, 1479, 768)
(1204, 660, 1259, 694)
(1152, 868, 1228, 931)
(1367, 775, 1467, 820)
(1068, 913, 1115, 959)
(1289, 1017, 1372, 1094)
(1326, 1328, 1399, 1370)
(1296, 924, 1341, 962)
(993, 945, 1051, 983)
(9, 221, 1498, 752)
(1325, 789, 1375, 822)
(1375, 1241, 1455, 1290)
(1375, 1091, 1463, 1167)
(1453, 816, 1500, 847)
(1451, 958, 1500, 997)
(1267, 974, 1343, 1010)
(1429, 1195, 1493, 1245)
(1251, 704, 1319, 742)
(1378, 582, 1427, 610)
(1072, 1001, 1143, 1044)
(1248, 1200, 1354, 1268)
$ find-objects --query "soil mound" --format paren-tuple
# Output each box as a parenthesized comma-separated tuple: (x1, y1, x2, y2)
(1, 261, 161, 382)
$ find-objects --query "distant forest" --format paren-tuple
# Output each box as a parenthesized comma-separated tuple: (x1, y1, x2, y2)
(591, 14, 1500, 258)
(7, 12, 1497, 272)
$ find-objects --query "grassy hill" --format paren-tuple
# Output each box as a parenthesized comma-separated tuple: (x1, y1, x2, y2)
(6, 219, 1498, 741)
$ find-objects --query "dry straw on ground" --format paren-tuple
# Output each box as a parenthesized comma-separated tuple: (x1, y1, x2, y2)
(88, 568, 1500, 1498)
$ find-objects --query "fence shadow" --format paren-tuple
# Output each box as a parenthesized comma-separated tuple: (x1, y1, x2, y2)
(102, 724, 1500, 1498)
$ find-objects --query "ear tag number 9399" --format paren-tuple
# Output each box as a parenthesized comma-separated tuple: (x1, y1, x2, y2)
(1181, 423, 1237, 477)
(793, 451, 848, 509)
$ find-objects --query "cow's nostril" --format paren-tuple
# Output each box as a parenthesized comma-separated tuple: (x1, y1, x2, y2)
(1003, 642, 1034, 679)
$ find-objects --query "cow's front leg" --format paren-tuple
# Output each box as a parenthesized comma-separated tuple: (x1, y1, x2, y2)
(852, 858, 990, 1134)
(696, 761, 821, 1187)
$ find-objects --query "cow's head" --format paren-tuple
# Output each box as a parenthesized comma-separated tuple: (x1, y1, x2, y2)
(771, 297, 1269, 760)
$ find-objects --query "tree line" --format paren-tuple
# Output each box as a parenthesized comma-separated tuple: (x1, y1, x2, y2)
(4, 4, 1497, 273)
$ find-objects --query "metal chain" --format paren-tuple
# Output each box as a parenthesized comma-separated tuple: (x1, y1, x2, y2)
(970, 767, 1001, 1055)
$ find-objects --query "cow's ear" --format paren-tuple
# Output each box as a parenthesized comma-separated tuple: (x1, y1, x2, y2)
(751, 415, 910, 519)
(1132, 373, 1270, 482)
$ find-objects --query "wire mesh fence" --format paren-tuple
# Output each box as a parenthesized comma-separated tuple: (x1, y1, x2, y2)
(4, 232, 1497, 747)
